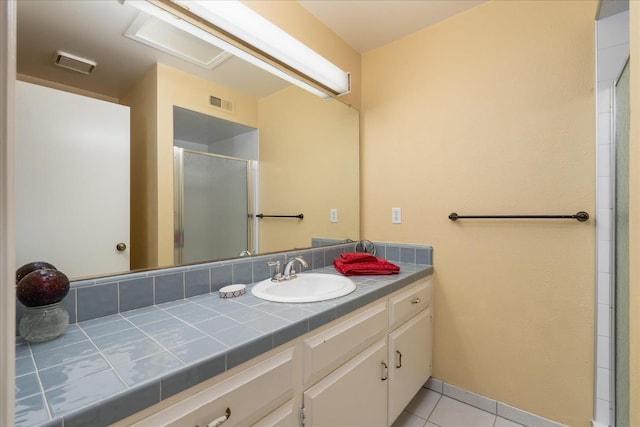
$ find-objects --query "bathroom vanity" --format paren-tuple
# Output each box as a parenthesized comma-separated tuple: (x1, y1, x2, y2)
(15, 243, 433, 427)
(116, 275, 433, 427)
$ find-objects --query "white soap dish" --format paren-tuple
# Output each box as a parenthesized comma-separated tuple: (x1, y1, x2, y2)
(219, 284, 246, 298)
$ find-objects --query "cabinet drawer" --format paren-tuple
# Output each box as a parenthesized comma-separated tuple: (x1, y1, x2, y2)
(251, 399, 297, 427)
(131, 347, 295, 427)
(389, 277, 432, 329)
(303, 302, 387, 385)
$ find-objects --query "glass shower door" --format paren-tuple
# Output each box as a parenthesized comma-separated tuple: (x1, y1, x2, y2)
(614, 58, 629, 427)
(174, 148, 252, 264)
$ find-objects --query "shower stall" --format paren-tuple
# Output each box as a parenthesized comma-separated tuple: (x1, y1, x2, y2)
(595, 4, 629, 425)
(173, 148, 255, 264)
(172, 106, 259, 264)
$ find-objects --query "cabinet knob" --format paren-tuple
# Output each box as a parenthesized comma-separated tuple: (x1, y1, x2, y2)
(116, 242, 127, 252)
(411, 297, 421, 304)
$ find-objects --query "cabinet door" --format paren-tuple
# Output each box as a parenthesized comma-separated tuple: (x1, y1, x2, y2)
(387, 308, 432, 425)
(304, 338, 387, 427)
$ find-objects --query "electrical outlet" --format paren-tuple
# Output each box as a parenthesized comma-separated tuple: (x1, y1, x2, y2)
(330, 208, 338, 223)
(392, 207, 402, 224)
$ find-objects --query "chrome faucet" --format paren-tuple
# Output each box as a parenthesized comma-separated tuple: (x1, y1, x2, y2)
(268, 256, 308, 282)
(283, 256, 308, 280)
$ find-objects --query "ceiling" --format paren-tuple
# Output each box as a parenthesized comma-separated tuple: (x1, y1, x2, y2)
(16, 0, 288, 100)
(298, 0, 487, 53)
(16, 1, 486, 100)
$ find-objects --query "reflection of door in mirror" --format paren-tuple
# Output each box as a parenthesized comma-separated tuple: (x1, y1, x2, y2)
(15, 81, 130, 278)
(173, 107, 258, 263)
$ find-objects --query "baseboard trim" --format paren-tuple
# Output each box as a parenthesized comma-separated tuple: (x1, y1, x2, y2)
(425, 378, 565, 427)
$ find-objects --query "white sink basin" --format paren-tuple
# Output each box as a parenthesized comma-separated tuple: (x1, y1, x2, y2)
(251, 273, 356, 303)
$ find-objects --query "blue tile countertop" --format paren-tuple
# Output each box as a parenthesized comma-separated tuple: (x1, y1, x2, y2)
(15, 263, 433, 427)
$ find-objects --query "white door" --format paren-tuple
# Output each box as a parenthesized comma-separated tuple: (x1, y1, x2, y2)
(15, 81, 130, 279)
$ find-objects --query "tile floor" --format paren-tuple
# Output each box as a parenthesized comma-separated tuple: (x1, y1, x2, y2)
(393, 387, 524, 427)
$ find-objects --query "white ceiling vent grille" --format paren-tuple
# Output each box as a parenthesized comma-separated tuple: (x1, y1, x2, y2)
(54, 51, 96, 74)
(209, 95, 234, 113)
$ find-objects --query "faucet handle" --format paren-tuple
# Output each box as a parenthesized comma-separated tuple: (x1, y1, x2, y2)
(268, 260, 282, 281)
(267, 260, 281, 272)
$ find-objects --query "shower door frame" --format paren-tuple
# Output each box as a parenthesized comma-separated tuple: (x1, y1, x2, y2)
(173, 147, 256, 264)
(611, 55, 630, 427)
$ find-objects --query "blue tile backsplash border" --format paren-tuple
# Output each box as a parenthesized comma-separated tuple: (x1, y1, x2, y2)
(16, 241, 432, 331)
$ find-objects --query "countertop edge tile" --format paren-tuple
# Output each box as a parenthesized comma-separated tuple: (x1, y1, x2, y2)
(61, 381, 160, 427)
(160, 353, 226, 400)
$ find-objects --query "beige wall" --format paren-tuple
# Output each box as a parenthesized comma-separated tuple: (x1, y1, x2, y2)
(628, 2, 639, 425)
(121, 68, 158, 270)
(361, 1, 596, 425)
(258, 86, 359, 252)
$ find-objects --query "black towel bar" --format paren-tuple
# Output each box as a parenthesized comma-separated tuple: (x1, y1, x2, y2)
(255, 213, 304, 219)
(448, 211, 589, 222)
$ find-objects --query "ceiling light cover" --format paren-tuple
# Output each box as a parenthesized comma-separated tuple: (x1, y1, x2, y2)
(183, 1, 350, 95)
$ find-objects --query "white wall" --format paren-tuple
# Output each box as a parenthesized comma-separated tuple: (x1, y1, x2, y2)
(209, 132, 258, 161)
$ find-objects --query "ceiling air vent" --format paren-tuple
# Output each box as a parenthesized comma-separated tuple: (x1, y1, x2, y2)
(209, 95, 234, 113)
(54, 51, 96, 74)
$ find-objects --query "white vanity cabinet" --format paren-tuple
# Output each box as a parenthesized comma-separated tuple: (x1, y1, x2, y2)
(301, 277, 433, 427)
(120, 275, 433, 427)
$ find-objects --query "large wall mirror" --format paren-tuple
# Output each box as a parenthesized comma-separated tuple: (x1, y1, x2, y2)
(15, 0, 360, 280)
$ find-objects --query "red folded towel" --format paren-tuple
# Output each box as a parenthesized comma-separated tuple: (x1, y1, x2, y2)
(339, 252, 378, 264)
(333, 256, 400, 276)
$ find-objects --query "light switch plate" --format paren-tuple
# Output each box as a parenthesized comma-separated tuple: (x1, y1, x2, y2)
(330, 208, 338, 223)
(392, 207, 402, 224)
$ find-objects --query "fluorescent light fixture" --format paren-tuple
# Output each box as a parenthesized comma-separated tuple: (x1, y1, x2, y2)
(124, 0, 350, 98)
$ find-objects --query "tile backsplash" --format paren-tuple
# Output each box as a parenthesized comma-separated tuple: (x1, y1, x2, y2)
(16, 241, 432, 333)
